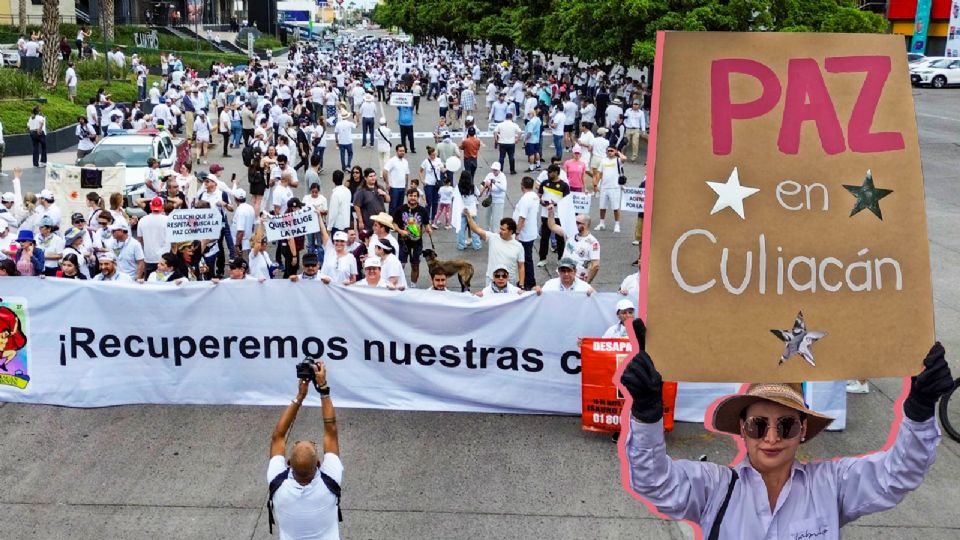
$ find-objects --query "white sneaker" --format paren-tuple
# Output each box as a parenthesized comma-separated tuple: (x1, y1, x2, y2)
(594, 222, 605, 231)
(631, 240, 640, 246)
(613, 223, 621, 233)
(536, 260, 547, 268)
(846, 380, 869, 394)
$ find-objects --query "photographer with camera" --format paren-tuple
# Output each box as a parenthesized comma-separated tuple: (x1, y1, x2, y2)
(268, 360, 342, 540)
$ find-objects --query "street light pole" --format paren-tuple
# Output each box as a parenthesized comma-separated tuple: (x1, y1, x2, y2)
(101, 4, 111, 85)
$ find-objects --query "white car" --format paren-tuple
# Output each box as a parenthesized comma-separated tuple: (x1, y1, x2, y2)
(910, 56, 946, 83)
(76, 129, 184, 206)
(912, 58, 960, 88)
(0, 48, 20, 68)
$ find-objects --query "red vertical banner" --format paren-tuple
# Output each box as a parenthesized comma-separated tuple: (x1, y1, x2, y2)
(581, 338, 631, 432)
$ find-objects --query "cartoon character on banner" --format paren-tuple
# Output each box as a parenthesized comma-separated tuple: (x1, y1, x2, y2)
(0, 302, 29, 389)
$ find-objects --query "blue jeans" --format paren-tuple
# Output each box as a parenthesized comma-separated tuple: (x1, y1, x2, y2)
(313, 143, 326, 169)
(424, 184, 439, 219)
(306, 232, 324, 260)
(361, 117, 375, 146)
(339, 143, 353, 170)
(389, 187, 406, 215)
(553, 134, 563, 159)
(457, 214, 482, 250)
(464, 157, 478, 181)
(230, 123, 242, 146)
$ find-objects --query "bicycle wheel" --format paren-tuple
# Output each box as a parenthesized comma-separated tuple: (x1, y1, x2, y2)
(938, 378, 960, 443)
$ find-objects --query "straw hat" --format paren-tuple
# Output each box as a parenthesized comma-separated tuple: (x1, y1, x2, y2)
(711, 383, 833, 443)
(370, 212, 394, 228)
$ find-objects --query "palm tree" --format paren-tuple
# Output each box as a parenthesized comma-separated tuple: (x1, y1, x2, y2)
(18, 0, 27, 35)
(102, 0, 115, 41)
(41, 0, 60, 88)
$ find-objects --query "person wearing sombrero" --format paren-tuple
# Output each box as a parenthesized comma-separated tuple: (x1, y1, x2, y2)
(621, 319, 954, 539)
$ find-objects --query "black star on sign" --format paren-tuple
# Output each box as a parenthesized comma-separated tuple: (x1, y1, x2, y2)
(843, 170, 893, 220)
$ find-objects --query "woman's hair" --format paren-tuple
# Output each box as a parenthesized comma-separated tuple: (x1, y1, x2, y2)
(109, 192, 123, 210)
(457, 171, 474, 196)
(60, 253, 81, 272)
(351, 165, 362, 176)
(85, 191, 103, 207)
(160, 252, 179, 268)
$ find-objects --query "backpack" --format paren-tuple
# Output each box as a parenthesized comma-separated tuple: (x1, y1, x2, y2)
(267, 467, 342, 534)
(242, 143, 256, 167)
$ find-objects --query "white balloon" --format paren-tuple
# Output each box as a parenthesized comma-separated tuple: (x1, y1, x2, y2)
(445, 156, 462, 172)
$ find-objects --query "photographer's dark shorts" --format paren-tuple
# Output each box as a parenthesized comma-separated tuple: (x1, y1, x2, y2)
(563, 124, 574, 133)
(525, 143, 540, 156)
(399, 239, 423, 264)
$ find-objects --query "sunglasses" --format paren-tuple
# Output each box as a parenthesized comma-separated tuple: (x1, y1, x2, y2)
(742, 416, 802, 440)
(493, 272, 508, 278)
(73, 219, 86, 224)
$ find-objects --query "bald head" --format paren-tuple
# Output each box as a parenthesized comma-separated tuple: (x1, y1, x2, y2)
(290, 441, 319, 485)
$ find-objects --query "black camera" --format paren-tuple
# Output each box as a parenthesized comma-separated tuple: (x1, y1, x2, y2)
(296, 360, 318, 383)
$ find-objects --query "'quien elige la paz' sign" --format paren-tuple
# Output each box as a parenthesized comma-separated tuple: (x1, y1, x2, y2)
(641, 32, 934, 382)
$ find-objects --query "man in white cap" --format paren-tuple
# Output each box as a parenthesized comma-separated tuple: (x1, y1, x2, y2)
(359, 93, 377, 147)
(352, 256, 386, 288)
(375, 117, 393, 173)
(602, 299, 635, 338)
(104, 222, 144, 280)
(92, 252, 133, 282)
(232, 188, 256, 260)
(0, 192, 19, 232)
(476, 265, 523, 297)
(35, 189, 61, 234)
(539, 257, 595, 294)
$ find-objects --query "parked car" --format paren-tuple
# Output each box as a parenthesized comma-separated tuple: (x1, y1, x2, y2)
(0, 48, 20, 68)
(910, 56, 946, 84)
(912, 58, 960, 88)
(908, 53, 926, 64)
(76, 129, 186, 207)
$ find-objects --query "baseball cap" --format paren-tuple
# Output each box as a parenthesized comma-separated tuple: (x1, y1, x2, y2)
(302, 253, 320, 266)
(490, 162, 501, 171)
(557, 257, 577, 270)
(233, 188, 247, 200)
(209, 163, 224, 174)
(371, 237, 395, 253)
(108, 223, 129, 233)
(364, 256, 382, 269)
(1, 192, 14, 203)
(492, 264, 510, 275)
(97, 252, 117, 263)
(229, 257, 248, 270)
(616, 299, 636, 312)
(150, 197, 164, 210)
(572, 145, 582, 154)
(71, 212, 85, 223)
(333, 231, 348, 242)
(379, 117, 387, 124)
(38, 189, 54, 201)
(39, 215, 56, 228)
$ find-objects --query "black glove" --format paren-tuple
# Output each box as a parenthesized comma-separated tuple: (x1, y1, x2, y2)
(903, 342, 955, 422)
(620, 318, 663, 423)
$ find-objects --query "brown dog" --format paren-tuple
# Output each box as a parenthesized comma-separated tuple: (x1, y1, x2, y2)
(422, 248, 474, 292)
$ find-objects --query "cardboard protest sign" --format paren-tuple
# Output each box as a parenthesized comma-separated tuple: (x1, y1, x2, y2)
(166, 209, 222, 243)
(45, 165, 125, 231)
(641, 32, 933, 382)
(389, 92, 414, 107)
(620, 187, 645, 213)
(265, 207, 320, 242)
(581, 338, 631, 432)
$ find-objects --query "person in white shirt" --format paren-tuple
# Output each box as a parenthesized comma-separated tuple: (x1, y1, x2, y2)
(511, 176, 540, 289)
(605, 99, 624, 129)
(382, 145, 411, 215)
(230, 189, 256, 258)
(476, 265, 524, 297)
(624, 101, 647, 162)
(549, 107, 566, 161)
(326, 171, 352, 233)
(493, 113, 522, 175)
(334, 115, 356, 171)
(193, 111, 213, 164)
(371, 237, 406, 290)
(303, 182, 328, 257)
(136, 197, 170, 277)
(268, 362, 343, 540)
(477, 162, 508, 231)
(352, 255, 387, 288)
(103, 223, 145, 280)
(561, 95, 579, 149)
(463, 210, 525, 288)
(602, 299, 635, 338)
(27, 106, 47, 167)
(546, 209, 601, 284)
(592, 146, 626, 232)
(374, 117, 393, 173)
(148, 82, 162, 105)
(74, 117, 97, 160)
(92, 252, 134, 282)
(35, 189, 61, 233)
(65, 62, 79, 103)
(539, 258, 595, 294)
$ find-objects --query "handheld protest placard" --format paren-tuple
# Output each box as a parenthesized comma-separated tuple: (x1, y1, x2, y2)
(640, 32, 933, 383)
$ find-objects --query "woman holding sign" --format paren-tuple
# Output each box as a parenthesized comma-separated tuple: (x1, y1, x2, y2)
(620, 319, 953, 539)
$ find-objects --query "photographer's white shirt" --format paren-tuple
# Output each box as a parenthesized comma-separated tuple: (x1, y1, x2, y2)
(267, 453, 343, 540)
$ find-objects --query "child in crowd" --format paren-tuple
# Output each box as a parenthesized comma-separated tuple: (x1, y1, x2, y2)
(434, 178, 454, 229)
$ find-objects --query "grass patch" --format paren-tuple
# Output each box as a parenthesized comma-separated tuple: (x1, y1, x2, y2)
(254, 35, 283, 50)
(0, 68, 158, 135)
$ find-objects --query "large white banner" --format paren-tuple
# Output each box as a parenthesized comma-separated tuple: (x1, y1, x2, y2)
(0, 280, 846, 425)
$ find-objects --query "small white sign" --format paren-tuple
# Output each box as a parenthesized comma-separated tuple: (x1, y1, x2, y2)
(166, 209, 223, 243)
(620, 187, 646, 213)
(572, 192, 592, 214)
(389, 92, 414, 107)
(265, 208, 320, 242)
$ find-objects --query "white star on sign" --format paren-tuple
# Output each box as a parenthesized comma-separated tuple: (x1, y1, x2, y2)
(706, 167, 760, 220)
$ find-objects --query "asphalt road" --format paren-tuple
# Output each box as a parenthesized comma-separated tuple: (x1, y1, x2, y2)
(1, 84, 959, 539)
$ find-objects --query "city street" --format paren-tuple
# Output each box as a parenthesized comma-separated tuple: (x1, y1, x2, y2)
(1, 83, 958, 539)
